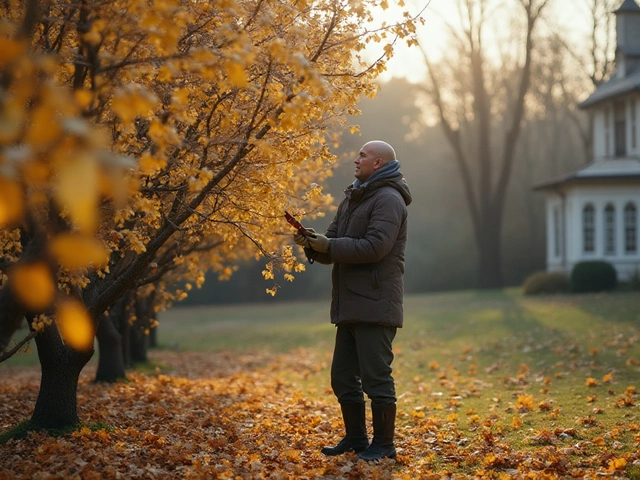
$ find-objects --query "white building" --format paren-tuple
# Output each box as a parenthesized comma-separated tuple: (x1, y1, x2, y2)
(535, 0, 640, 281)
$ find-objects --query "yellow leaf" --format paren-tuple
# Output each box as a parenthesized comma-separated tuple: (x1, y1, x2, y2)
(157, 64, 175, 82)
(139, 153, 167, 175)
(50, 233, 110, 270)
(512, 416, 523, 430)
(0, 38, 27, 64)
(171, 87, 190, 106)
(82, 29, 101, 46)
(608, 457, 627, 471)
(56, 300, 94, 351)
(0, 178, 24, 227)
(0, 107, 23, 143)
(55, 155, 99, 232)
(226, 61, 247, 87)
(111, 84, 158, 124)
(10, 262, 56, 311)
(75, 90, 94, 109)
(25, 104, 62, 147)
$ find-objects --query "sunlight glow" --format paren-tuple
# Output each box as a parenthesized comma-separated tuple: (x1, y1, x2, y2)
(367, 0, 596, 84)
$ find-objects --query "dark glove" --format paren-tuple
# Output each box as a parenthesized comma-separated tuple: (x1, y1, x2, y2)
(308, 233, 331, 253)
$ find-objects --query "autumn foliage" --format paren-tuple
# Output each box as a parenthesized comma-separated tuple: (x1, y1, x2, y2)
(1, 0, 423, 342)
(0, 0, 423, 428)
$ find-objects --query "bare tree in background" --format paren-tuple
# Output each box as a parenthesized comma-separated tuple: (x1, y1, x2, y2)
(554, 0, 617, 161)
(418, 0, 550, 289)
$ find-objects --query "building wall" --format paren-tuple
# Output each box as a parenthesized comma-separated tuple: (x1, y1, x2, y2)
(593, 107, 608, 158)
(546, 184, 640, 281)
(593, 97, 640, 159)
(546, 194, 565, 272)
(629, 95, 640, 154)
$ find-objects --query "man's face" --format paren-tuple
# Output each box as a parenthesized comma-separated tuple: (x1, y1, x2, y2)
(354, 143, 380, 182)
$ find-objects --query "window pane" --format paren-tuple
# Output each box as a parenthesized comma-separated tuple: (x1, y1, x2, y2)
(625, 203, 637, 254)
(554, 208, 562, 257)
(615, 101, 626, 156)
(583, 204, 595, 253)
(605, 107, 610, 155)
(605, 204, 615, 255)
(632, 100, 637, 150)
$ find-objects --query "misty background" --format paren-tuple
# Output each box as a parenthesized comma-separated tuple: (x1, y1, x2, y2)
(179, 0, 615, 306)
(182, 74, 584, 305)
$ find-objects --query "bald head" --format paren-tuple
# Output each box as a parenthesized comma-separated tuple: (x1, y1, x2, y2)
(353, 140, 397, 182)
(363, 140, 396, 165)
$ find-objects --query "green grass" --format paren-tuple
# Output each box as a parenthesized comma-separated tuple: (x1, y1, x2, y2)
(157, 288, 640, 464)
(6, 289, 640, 428)
(3, 288, 640, 474)
(157, 299, 335, 353)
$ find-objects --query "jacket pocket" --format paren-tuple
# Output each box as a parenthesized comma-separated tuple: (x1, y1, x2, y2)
(345, 270, 380, 301)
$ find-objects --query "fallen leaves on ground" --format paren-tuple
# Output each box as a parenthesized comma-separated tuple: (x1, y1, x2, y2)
(1, 349, 639, 479)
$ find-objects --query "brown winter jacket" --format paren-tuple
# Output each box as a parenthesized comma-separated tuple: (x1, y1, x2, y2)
(307, 171, 412, 328)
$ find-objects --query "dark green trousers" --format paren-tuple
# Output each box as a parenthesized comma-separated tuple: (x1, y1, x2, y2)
(330, 323, 397, 407)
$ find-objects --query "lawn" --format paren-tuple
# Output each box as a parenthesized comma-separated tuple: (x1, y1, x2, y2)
(2, 288, 640, 478)
(152, 288, 640, 476)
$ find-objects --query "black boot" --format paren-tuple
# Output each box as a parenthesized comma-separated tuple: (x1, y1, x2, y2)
(357, 403, 396, 461)
(321, 402, 369, 456)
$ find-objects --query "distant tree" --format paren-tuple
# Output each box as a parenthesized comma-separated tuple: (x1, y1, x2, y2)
(551, 0, 617, 160)
(417, 0, 550, 289)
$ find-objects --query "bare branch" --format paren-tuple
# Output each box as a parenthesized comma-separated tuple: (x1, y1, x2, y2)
(0, 331, 36, 364)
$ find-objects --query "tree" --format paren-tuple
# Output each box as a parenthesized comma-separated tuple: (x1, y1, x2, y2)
(0, 0, 425, 429)
(418, 0, 550, 288)
(551, 0, 617, 161)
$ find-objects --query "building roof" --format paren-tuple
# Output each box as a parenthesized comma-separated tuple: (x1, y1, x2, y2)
(534, 158, 640, 190)
(616, 0, 640, 13)
(578, 67, 640, 108)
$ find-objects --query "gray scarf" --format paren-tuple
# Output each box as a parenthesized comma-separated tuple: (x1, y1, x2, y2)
(353, 160, 400, 189)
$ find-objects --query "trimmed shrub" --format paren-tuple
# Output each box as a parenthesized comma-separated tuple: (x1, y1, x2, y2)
(570, 261, 618, 293)
(523, 271, 570, 295)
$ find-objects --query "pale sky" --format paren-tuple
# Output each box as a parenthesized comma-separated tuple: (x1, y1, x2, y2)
(367, 0, 601, 84)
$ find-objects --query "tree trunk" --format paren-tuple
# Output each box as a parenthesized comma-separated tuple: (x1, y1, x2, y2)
(129, 298, 148, 364)
(477, 221, 503, 289)
(94, 312, 126, 383)
(149, 323, 158, 348)
(31, 323, 93, 429)
(0, 287, 26, 355)
(130, 291, 157, 362)
(147, 291, 158, 349)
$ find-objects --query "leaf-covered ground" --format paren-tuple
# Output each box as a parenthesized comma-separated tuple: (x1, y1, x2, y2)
(3, 291, 640, 478)
(1, 345, 639, 479)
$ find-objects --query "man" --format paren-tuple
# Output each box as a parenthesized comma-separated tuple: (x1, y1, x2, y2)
(294, 140, 412, 462)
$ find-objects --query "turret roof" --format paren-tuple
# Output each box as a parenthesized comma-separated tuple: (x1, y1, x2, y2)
(534, 158, 640, 191)
(616, 0, 640, 13)
(579, 67, 640, 108)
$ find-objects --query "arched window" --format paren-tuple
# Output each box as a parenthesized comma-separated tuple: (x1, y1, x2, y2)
(624, 203, 637, 254)
(604, 204, 616, 255)
(583, 204, 595, 253)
